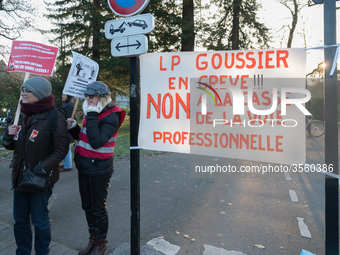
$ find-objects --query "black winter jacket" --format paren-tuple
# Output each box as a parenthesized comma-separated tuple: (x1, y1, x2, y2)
(69, 102, 121, 176)
(1, 109, 69, 191)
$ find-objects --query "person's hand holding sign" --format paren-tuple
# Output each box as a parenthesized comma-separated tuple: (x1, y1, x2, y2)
(8, 125, 21, 136)
(66, 119, 76, 130)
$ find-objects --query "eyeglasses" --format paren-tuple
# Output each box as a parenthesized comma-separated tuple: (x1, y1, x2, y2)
(21, 88, 32, 95)
(84, 94, 94, 99)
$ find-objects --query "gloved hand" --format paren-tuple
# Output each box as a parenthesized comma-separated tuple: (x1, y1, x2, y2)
(67, 118, 77, 130)
(82, 100, 104, 115)
(31, 162, 47, 175)
(84, 105, 101, 115)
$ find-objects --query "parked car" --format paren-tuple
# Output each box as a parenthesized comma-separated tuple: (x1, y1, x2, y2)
(128, 20, 148, 29)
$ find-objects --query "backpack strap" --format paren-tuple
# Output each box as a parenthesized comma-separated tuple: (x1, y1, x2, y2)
(48, 107, 59, 134)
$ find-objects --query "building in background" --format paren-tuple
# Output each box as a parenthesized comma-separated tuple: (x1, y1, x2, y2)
(115, 93, 129, 108)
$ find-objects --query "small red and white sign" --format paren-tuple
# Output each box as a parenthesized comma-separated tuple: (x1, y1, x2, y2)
(29, 129, 39, 142)
(13, 126, 22, 141)
(7, 41, 59, 76)
(107, 0, 150, 17)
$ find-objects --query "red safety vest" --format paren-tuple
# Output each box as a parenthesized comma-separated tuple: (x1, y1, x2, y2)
(75, 106, 125, 159)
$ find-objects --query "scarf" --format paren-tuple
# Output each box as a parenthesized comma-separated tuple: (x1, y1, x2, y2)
(20, 95, 55, 116)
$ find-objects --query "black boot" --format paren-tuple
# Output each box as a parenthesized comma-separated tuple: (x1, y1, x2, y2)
(91, 239, 107, 255)
(79, 233, 96, 255)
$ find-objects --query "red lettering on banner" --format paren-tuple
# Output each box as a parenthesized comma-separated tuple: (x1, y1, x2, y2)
(160, 56, 166, 71)
(265, 51, 275, 69)
(236, 52, 245, 69)
(196, 54, 208, 70)
(147, 94, 161, 118)
(198, 75, 248, 89)
(196, 112, 213, 125)
(169, 77, 176, 89)
(212, 53, 222, 69)
(245, 52, 256, 68)
(147, 93, 190, 119)
(277, 50, 289, 68)
(195, 50, 290, 71)
(162, 93, 173, 118)
(276, 136, 283, 152)
(152, 131, 284, 152)
(159, 55, 181, 71)
(267, 135, 274, 151)
(171, 56, 180, 71)
(258, 52, 264, 69)
(169, 77, 188, 90)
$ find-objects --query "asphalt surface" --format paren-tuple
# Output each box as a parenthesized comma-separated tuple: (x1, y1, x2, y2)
(0, 133, 338, 255)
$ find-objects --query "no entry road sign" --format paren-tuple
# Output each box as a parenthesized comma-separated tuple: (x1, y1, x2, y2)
(107, 0, 150, 17)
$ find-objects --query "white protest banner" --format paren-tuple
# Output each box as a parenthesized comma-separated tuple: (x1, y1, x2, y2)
(139, 48, 307, 164)
(63, 51, 99, 98)
(7, 40, 58, 76)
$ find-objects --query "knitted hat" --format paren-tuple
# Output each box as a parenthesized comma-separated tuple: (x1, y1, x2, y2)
(22, 77, 52, 100)
(84, 81, 111, 97)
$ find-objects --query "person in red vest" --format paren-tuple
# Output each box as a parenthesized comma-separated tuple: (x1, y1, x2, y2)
(67, 81, 125, 255)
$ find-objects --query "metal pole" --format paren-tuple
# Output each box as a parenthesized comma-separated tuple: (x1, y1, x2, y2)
(130, 56, 140, 255)
(323, 0, 338, 254)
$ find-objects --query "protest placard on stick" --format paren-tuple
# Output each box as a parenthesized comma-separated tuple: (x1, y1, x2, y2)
(62, 51, 99, 119)
(7, 41, 59, 125)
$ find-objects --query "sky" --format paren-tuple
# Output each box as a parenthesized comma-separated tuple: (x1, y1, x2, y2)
(1, 0, 340, 73)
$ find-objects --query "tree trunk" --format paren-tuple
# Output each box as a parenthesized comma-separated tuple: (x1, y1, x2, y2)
(181, 0, 194, 51)
(92, 0, 100, 59)
(231, 0, 241, 50)
(287, 0, 298, 48)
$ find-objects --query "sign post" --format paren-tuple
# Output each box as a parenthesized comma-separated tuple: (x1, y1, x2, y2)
(130, 56, 140, 255)
(105, 1, 151, 254)
(323, 0, 339, 254)
(312, 0, 339, 253)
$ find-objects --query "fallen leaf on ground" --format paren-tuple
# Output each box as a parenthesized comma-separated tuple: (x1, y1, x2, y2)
(253, 244, 265, 249)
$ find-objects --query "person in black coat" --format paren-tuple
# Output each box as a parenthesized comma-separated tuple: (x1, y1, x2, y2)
(67, 81, 125, 255)
(1, 77, 69, 254)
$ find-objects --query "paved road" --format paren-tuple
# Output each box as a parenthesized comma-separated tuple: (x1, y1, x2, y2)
(0, 134, 338, 254)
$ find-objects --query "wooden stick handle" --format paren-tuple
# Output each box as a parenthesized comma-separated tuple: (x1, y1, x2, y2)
(71, 97, 79, 119)
(13, 73, 30, 125)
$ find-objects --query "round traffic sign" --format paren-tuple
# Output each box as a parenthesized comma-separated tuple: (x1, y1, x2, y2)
(107, 0, 150, 17)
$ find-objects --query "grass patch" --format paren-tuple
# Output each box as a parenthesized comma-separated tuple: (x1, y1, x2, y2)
(113, 116, 165, 160)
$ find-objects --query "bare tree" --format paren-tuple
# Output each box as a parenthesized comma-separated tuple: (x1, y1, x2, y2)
(277, 0, 307, 48)
(0, 0, 36, 40)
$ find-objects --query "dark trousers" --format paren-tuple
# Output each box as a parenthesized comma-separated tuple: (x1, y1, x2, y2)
(13, 187, 53, 255)
(78, 171, 111, 240)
